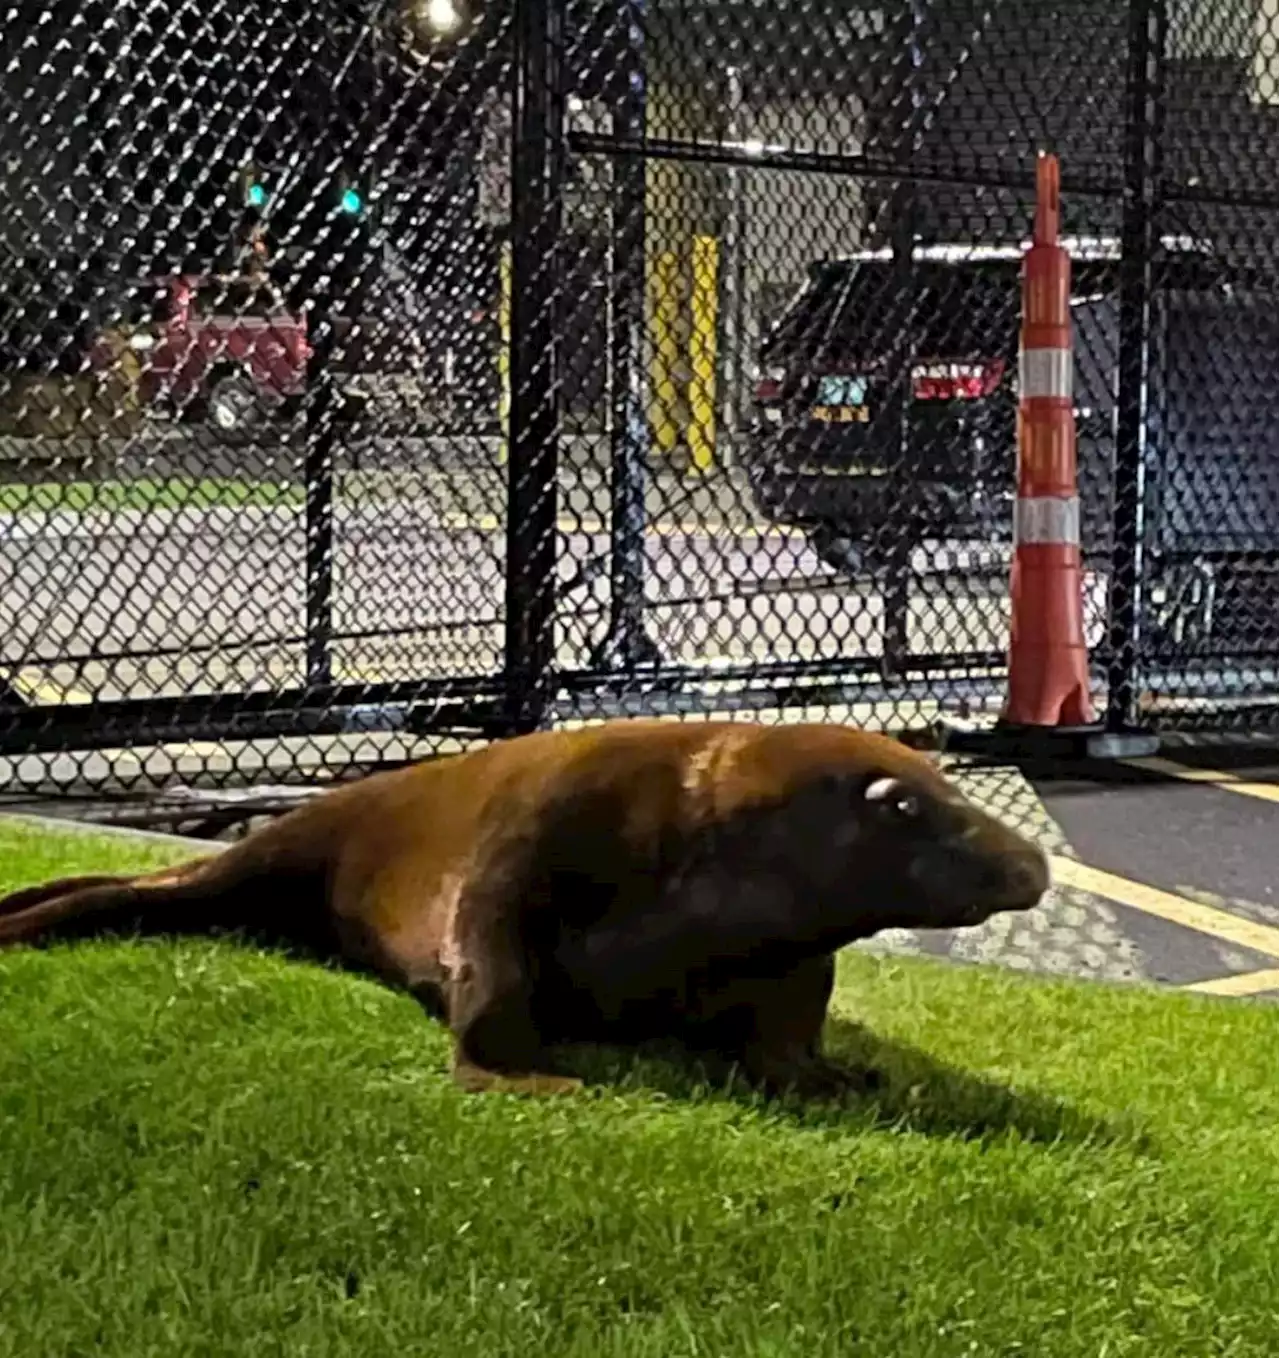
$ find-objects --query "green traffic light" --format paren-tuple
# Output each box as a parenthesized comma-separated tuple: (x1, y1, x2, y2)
(339, 187, 362, 214)
(246, 183, 267, 208)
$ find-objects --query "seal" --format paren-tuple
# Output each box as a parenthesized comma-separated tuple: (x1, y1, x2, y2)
(0, 719, 1049, 1098)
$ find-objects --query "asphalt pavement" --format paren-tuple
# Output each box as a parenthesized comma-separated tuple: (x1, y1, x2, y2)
(840, 742, 1275, 998)
(1031, 747, 1278, 996)
(0, 453, 1071, 707)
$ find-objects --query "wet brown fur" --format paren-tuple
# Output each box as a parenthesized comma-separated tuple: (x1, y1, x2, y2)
(0, 719, 1049, 1099)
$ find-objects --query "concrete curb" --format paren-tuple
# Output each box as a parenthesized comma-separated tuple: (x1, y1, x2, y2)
(0, 811, 220, 853)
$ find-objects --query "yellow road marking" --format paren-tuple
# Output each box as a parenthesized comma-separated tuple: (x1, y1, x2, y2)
(1182, 968, 1279, 997)
(1048, 855, 1280, 958)
(4, 671, 96, 706)
(27, 680, 81, 705)
(1121, 755, 1278, 803)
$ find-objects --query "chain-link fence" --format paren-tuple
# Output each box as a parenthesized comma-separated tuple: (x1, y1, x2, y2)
(0, 0, 1275, 798)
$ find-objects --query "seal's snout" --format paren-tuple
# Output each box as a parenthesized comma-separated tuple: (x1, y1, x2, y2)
(943, 809, 1052, 925)
(998, 845, 1051, 911)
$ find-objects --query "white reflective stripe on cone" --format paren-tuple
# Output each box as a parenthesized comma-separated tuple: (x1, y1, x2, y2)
(1015, 496, 1080, 546)
(1018, 347, 1073, 400)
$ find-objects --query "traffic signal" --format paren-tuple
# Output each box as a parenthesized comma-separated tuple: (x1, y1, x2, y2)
(334, 166, 371, 217)
(239, 162, 268, 209)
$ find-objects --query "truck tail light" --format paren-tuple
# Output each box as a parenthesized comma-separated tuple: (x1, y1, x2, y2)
(754, 366, 786, 403)
(912, 359, 1006, 401)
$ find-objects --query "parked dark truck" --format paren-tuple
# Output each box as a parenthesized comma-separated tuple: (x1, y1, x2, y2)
(749, 243, 1028, 572)
(743, 236, 1276, 573)
(89, 274, 310, 434)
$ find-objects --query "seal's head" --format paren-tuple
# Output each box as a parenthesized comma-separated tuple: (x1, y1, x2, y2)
(839, 768, 1051, 929)
(723, 727, 1052, 937)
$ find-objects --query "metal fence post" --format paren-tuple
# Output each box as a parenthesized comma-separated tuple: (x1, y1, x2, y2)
(304, 316, 336, 688)
(302, 46, 384, 694)
(1106, 0, 1166, 732)
(880, 0, 928, 679)
(504, 0, 565, 730)
(593, 0, 661, 672)
(881, 194, 915, 679)
(720, 64, 750, 452)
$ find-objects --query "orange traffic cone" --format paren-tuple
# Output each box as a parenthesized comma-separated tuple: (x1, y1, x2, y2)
(1002, 152, 1096, 728)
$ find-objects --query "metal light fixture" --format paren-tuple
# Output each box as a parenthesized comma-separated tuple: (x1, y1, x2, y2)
(420, 0, 462, 33)
(400, 0, 470, 57)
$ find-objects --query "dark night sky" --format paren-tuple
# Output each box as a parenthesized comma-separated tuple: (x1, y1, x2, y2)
(1, 0, 502, 264)
(0, 0, 509, 368)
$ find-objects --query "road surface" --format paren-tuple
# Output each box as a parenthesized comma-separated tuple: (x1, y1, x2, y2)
(1, 477, 1093, 707)
(0, 445, 1116, 798)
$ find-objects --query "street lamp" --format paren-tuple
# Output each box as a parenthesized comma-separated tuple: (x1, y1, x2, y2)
(416, 0, 463, 34)
(398, 0, 472, 62)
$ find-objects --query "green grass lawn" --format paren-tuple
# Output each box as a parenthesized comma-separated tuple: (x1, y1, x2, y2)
(0, 477, 304, 515)
(0, 816, 1275, 1357)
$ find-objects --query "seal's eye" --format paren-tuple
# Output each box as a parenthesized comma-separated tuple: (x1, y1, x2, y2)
(864, 776, 920, 819)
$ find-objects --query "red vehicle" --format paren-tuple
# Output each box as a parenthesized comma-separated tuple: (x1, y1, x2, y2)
(90, 273, 310, 434)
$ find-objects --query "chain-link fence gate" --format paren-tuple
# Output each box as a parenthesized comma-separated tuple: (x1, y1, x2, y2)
(0, 0, 1276, 798)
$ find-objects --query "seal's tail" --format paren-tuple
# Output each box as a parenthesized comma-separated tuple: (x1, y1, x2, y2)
(0, 855, 238, 948)
(0, 813, 335, 955)
(0, 873, 144, 918)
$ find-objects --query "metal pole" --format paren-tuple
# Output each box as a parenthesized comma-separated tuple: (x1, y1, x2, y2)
(304, 32, 385, 689)
(720, 65, 749, 451)
(687, 233, 720, 475)
(594, 0, 661, 671)
(881, 195, 915, 678)
(304, 314, 337, 688)
(504, 0, 565, 729)
(881, 1, 927, 678)
(1106, 0, 1165, 732)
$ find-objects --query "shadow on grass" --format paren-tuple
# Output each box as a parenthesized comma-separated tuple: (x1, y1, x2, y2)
(553, 1016, 1138, 1150)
